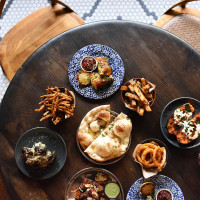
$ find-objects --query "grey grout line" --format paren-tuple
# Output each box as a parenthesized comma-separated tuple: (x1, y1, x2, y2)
(117, 16, 122, 20)
(82, 0, 102, 20)
(136, 0, 158, 20)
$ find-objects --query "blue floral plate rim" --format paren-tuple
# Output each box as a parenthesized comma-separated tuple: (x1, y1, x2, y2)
(68, 44, 125, 99)
(126, 174, 184, 200)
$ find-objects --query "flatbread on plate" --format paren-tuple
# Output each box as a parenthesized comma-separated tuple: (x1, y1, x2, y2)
(77, 105, 132, 162)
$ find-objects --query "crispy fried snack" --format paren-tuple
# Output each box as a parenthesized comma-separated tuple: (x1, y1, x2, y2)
(121, 78, 155, 116)
(35, 87, 75, 125)
(136, 142, 166, 172)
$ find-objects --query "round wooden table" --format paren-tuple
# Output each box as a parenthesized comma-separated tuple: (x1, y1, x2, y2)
(0, 21, 200, 200)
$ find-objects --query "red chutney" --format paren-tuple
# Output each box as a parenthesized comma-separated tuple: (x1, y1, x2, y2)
(81, 56, 96, 71)
(157, 190, 172, 200)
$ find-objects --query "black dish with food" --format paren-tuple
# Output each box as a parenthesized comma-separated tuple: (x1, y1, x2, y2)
(15, 127, 67, 180)
(160, 97, 200, 149)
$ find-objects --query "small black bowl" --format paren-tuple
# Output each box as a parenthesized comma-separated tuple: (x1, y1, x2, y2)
(15, 127, 67, 180)
(160, 97, 200, 149)
(76, 111, 132, 165)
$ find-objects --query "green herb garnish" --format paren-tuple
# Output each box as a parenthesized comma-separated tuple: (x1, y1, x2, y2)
(109, 125, 113, 130)
(185, 104, 191, 113)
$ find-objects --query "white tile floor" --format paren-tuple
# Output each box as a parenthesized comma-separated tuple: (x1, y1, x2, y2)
(1, 0, 200, 102)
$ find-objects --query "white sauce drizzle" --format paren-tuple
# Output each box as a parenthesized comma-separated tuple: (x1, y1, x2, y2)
(174, 108, 192, 126)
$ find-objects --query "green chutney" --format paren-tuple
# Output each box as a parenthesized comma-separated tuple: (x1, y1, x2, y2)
(105, 182, 120, 198)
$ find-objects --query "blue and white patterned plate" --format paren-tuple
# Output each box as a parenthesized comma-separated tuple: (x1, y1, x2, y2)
(68, 44, 124, 99)
(126, 175, 184, 200)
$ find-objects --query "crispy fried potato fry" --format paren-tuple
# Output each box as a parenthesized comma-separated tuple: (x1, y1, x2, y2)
(128, 84, 135, 93)
(132, 107, 137, 111)
(137, 105, 140, 114)
(35, 86, 75, 125)
(144, 104, 152, 112)
(120, 86, 128, 91)
(141, 78, 146, 86)
(122, 78, 155, 115)
(142, 84, 151, 91)
(133, 85, 149, 105)
(131, 99, 137, 107)
(125, 92, 140, 101)
(145, 93, 153, 99)
(139, 107, 145, 116)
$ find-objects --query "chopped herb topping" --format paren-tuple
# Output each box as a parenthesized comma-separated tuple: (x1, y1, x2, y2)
(102, 134, 105, 137)
(109, 125, 113, 130)
(185, 104, 191, 113)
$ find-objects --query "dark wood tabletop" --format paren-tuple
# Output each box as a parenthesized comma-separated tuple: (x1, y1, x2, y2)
(0, 21, 200, 200)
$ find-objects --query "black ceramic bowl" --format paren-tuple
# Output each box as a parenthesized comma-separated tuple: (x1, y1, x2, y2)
(15, 127, 67, 180)
(76, 110, 132, 165)
(160, 97, 200, 149)
(65, 167, 124, 200)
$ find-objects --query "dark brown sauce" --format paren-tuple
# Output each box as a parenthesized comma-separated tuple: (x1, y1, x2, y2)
(157, 190, 172, 200)
(81, 56, 96, 71)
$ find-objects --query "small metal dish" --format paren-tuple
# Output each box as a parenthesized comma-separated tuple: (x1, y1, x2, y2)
(80, 56, 98, 72)
(156, 189, 173, 200)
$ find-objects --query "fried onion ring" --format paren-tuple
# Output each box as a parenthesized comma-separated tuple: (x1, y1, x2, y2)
(136, 142, 166, 172)
(141, 148, 156, 168)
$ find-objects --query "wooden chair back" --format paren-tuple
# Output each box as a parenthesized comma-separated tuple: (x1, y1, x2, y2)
(0, 0, 85, 81)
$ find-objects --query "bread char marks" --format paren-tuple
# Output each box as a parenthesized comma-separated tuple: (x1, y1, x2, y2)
(84, 112, 132, 162)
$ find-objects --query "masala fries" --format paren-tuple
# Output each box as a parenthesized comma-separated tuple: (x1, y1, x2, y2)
(35, 87, 75, 125)
(121, 78, 156, 116)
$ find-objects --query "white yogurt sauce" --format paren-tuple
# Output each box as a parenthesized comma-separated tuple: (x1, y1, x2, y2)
(174, 108, 193, 126)
(182, 121, 199, 140)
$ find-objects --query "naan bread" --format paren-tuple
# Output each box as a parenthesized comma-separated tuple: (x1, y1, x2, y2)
(84, 113, 132, 162)
(77, 105, 110, 150)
